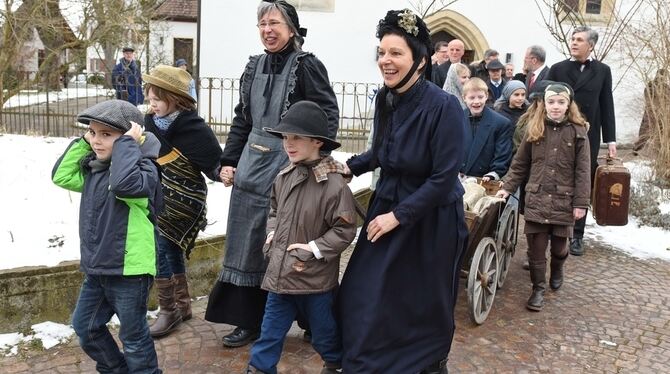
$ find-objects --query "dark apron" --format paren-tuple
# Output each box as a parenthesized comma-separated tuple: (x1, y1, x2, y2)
(218, 52, 298, 287)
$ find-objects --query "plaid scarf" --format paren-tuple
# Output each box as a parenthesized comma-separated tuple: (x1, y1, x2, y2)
(279, 156, 352, 183)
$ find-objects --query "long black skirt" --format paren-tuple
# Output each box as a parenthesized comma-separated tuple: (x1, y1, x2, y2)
(204, 281, 267, 330)
(337, 197, 468, 373)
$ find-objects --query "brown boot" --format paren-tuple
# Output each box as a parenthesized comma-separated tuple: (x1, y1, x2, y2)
(550, 254, 568, 290)
(150, 277, 182, 338)
(173, 273, 192, 321)
(527, 261, 546, 312)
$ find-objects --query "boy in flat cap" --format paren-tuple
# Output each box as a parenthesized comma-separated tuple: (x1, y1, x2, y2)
(52, 99, 163, 373)
(246, 101, 356, 374)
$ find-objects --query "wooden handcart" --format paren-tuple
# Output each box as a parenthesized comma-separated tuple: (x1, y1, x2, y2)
(462, 179, 519, 325)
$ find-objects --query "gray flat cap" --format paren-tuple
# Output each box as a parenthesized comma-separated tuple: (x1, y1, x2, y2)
(77, 100, 144, 132)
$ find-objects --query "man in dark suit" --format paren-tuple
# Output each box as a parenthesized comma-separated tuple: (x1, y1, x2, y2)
(431, 39, 465, 88)
(546, 26, 617, 256)
(523, 45, 549, 90)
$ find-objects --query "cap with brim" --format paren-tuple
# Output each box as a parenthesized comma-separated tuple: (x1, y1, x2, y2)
(143, 65, 195, 103)
(77, 100, 144, 133)
(544, 83, 573, 102)
(486, 59, 505, 70)
(122, 47, 134, 52)
(263, 101, 340, 152)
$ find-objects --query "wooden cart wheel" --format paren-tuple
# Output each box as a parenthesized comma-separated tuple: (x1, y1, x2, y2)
(467, 237, 499, 325)
(496, 203, 518, 289)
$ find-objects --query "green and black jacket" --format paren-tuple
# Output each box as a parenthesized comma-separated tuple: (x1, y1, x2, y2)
(52, 134, 162, 276)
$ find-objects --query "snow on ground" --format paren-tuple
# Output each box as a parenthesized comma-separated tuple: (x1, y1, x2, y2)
(2, 87, 115, 109)
(0, 134, 371, 270)
(0, 321, 74, 356)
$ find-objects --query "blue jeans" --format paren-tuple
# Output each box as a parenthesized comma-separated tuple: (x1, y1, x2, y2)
(156, 234, 185, 278)
(72, 274, 161, 374)
(249, 290, 341, 374)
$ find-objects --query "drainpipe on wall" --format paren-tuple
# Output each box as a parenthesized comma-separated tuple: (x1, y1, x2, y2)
(196, 0, 202, 87)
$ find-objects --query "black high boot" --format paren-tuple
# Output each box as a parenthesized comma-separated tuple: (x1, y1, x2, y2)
(527, 260, 546, 312)
(550, 253, 568, 290)
(420, 358, 448, 374)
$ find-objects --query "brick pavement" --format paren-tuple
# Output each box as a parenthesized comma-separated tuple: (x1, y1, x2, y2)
(2, 231, 670, 373)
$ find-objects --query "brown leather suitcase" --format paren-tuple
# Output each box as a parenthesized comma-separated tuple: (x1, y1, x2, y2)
(592, 156, 630, 226)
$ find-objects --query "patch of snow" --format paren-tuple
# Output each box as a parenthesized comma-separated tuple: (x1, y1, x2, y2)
(31, 321, 75, 349)
(3, 88, 114, 109)
(585, 214, 670, 261)
(599, 340, 617, 347)
(0, 333, 23, 356)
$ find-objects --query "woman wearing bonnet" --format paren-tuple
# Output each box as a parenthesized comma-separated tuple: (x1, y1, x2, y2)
(338, 9, 467, 374)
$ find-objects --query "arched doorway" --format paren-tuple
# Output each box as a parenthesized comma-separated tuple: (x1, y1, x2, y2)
(424, 9, 489, 64)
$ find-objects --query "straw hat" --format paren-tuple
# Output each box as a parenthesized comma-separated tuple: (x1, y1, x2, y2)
(143, 65, 195, 102)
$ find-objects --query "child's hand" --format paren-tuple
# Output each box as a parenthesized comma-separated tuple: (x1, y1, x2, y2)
(286, 243, 310, 252)
(125, 122, 143, 142)
(573, 208, 586, 220)
(495, 189, 510, 199)
(481, 176, 491, 182)
(220, 166, 236, 187)
(367, 212, 399, 243)
(265, 231, 275, 245)
(83, 129, 92, 144)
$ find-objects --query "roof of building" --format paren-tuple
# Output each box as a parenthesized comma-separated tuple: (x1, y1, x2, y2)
(153, 0, 198, 22)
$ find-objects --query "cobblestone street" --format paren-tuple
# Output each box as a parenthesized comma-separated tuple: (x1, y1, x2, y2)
(3, 232, 670, 373)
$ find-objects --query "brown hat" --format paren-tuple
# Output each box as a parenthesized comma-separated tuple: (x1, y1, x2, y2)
(142, 65, 195, 103)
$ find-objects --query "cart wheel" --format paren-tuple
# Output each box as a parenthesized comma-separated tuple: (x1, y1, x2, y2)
(496, 204, 518, 289)
(467, 237, 499, 325)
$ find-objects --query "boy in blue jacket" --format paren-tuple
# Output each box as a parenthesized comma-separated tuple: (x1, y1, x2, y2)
(52, 100, 163, 373)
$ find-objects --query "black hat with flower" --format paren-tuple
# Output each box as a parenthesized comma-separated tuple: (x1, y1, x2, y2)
(376, 9, 433, 89)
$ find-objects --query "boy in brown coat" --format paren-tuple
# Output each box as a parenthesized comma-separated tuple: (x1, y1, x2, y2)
(246, 101, 357, 374)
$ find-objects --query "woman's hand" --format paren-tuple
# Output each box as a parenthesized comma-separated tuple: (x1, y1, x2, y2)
(573, 208, 586, 220)
(495, 189, 511, 199)
(220, 166, 236, 187)
(367, 212, 400, 243)
(265, 231, 274, 245)
(342, 163, 351, 176)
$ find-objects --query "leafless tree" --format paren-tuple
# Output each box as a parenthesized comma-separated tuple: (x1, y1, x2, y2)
(408, 0, 460, 19)
(618, 0, 670, 181)
(533, 0, 643, 62)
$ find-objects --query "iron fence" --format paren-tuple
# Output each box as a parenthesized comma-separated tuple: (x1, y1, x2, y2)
(1, 75, 380, 153)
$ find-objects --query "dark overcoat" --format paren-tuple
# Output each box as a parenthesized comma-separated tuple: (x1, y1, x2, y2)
(338, 79, 468, 373)
(546, 59, 616, 173)
(461, 106, 514, 178)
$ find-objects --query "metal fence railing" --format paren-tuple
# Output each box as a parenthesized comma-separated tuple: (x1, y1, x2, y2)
(1, 74, 380, 153)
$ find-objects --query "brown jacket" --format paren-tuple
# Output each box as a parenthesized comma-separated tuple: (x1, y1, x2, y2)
(262, 156, 357, 294)
(502, 119, 591, 226)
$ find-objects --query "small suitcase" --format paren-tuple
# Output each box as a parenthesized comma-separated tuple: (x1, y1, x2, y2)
(592, 156, 630, 226)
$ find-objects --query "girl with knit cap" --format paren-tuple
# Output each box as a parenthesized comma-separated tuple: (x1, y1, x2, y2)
(142, 64, 224, 338)
(497, 83, 591, 312)
(493, 79, 529, 126)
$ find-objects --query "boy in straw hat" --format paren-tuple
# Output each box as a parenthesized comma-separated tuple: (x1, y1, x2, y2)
(142, 65, 224, 338)
(52, 100, 163, 373)
(246, 101, 356, 374)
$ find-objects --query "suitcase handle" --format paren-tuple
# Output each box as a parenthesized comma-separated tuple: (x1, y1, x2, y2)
(597, 155, 622, 165)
